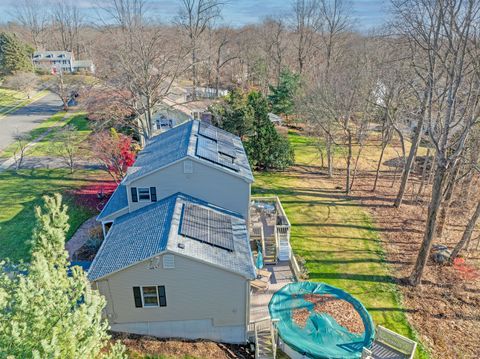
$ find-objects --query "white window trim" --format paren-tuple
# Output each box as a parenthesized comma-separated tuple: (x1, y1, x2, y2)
(137, 187, 151, 202)
(141, 285, 159, 308)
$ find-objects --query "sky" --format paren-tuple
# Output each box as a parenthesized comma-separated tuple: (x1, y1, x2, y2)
(0, 0, 390, 31)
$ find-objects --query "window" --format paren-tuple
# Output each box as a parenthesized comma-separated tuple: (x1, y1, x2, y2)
(138, 188, 150, 201)
(142, 286, 159, 307)
(133, 286, 167, 308)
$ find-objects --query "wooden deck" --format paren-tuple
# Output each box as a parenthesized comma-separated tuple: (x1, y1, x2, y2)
(250, 261, 295, 322)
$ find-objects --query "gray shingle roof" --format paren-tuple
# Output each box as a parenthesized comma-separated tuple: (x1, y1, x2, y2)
(88, 193, 256, 281)
(123, 120, 253, 184)
(97, 184, 128, 221)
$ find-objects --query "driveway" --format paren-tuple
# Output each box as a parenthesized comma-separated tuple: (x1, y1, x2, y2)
(0, 92, 62, 152)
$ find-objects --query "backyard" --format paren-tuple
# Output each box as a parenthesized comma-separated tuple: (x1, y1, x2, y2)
(253, 131, 429, 359)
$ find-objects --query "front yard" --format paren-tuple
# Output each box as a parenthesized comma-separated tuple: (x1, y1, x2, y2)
(253, 132, 429, 359)
(0, 169, 112, 262)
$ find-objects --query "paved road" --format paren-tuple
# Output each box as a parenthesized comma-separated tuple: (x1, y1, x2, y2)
(0, 92, 62, 152)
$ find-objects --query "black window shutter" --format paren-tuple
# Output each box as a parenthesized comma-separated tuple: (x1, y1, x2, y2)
(150, 187, 157, 202)
(131, 187, 138, 202)
(133, 287, 142, 308)
(158, 286, 167, 307)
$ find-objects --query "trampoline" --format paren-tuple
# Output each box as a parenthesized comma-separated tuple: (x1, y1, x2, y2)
(269, 282, 375, 359)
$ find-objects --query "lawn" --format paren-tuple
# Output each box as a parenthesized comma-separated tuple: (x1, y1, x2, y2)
(0, 169, 108, 262)
(253, 132, 429, 359)
(26, 112, 92, 157)
(0, 88, 48, 117)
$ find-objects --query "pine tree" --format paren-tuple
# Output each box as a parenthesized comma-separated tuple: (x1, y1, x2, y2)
(0, 32, 34, 76)
(268, 69, 300, 119)
(0, 194, 126, 359)
(245, 91, 294, 170)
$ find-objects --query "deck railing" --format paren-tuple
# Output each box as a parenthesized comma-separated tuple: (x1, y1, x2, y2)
(251, 196, 291, 261)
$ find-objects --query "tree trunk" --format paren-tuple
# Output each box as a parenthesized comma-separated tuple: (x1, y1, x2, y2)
(394, 120, 424, 207)
(350, 143, 364, 192)
(373, 141, 387, 192)
(417, 148, 431, 199)
(450, 200, 480, 261)
(345, 131, 353, 195)
(408, 161, 447, 286)
(436, 162, 460, 237)
(191, 40, 198, 101)
(326, 135, 333, 178)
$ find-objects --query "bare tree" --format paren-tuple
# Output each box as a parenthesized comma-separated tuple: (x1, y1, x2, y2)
(177, 0, 223, 100)
(12, 0, 47, 49)
(450, 199, 480, 261)
(396, 0, 480, 286)
(95, 0, 188, 142)
(12, 132, 30, 171)
(51, 0, 83, 57)
(3, 72, 38, 98)
(53, 125, 78, 173)
(290, 0, 322, 74)
(47, 71, 87, 110)
(318, 0, 350, 77)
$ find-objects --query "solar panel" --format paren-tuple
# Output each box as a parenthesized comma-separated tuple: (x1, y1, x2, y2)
(218, 142, 236, 158)
(179, 203, 234, 251)
(196, 136, 240, 172)
(198, 122, 218, 141)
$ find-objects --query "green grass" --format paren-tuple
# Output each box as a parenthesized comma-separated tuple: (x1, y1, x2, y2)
(27, 112, 91, 157)
(253, 132, 429, 359)
(0, 88, 48, 116)
(0, 88, 26, 109)
(0, 169, 103, 262)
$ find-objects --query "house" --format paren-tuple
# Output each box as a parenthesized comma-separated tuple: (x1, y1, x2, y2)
(88, 193, 256, 343)
(97, 120, 253, 236)
(32, 51, 95, 73)
(89, 120, 256, 343)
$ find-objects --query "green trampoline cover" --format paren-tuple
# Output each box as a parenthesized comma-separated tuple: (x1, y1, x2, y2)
(268, 282, 375, 359)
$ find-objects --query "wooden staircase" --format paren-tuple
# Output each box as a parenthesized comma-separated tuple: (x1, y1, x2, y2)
(256, 329, 275, 359)
(249, 317, 279, 359)
(263, 234, 277, 265)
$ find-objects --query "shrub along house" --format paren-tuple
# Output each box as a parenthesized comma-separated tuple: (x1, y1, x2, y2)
(88, 120, 256, 343)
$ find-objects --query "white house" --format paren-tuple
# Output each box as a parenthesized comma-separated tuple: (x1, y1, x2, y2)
(32, 51, 95, 73)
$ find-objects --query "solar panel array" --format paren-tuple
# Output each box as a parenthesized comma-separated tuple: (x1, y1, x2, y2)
(196, 122, 240, 171)
(179, 203, 234, 251)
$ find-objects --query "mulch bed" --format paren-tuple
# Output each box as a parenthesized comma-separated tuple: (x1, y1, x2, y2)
(292, 294, 364, 334)
(111, 332, 254, 359)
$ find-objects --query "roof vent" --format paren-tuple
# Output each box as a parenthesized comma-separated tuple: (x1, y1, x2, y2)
(183, 160, 193, 174)
(177, 243, 185, 249)
(163, 254, 175, 269)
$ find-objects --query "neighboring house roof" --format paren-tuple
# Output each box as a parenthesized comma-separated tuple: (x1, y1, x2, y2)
(97, 184, 128, 221)
(73, 60, 94, 68)
(33, 51, 73, 60)
(124, 120, 253, 184)
(88, 193, 256, 281)
(268, 112, 283, 124)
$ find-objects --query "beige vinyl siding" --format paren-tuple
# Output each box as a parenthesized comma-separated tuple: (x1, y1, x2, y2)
(96, 253, 248, 327)
(127, 159, 251, 219)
